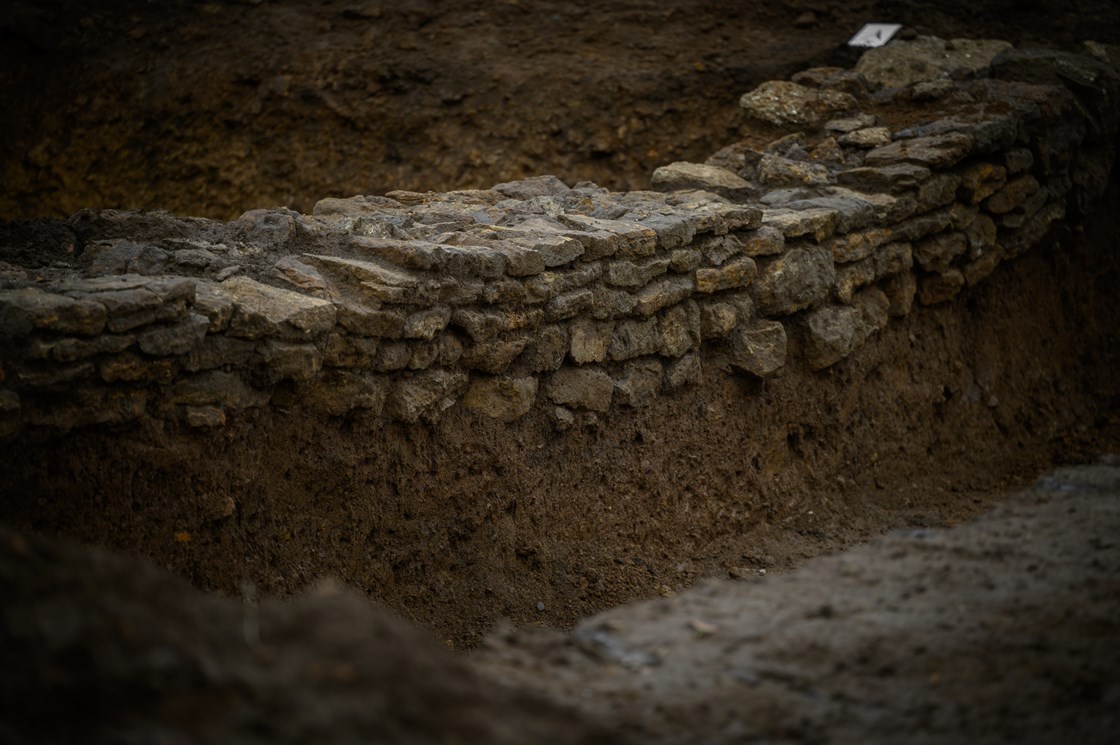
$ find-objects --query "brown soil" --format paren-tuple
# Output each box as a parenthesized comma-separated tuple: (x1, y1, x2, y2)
(2, 0, 1119, 221)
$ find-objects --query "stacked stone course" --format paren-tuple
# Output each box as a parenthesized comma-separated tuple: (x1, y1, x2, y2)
(1, 40, 1117, 439)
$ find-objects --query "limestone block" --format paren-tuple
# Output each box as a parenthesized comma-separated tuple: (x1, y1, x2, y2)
(966, 214, 999, 258)
(728, 321, 787, 378)
(372, 341, 412, 372)
(336, 303, 406, 339)
(137, 313, 208, 357)
(750, 245, 836, 316)
(1004, 148, 1034, 174)
(589, 287, 637, 320)
(670, 248, 703, 273)
(761, 208, 838, 242)
(557, 214, 657, 258)
(192, 281, 235, 333)
(651, 162, 757, 200)
(835, 242, 913, 304)
(0, 288, 106, 339)
(408, 335, 462, 370)
(918, 269, 967, 305)
(633, 276, 694, 318)
(23, 386, 148, 432)
(256, 340, 323, 384)
(739, 81, 856, 126)
(184, 406, 227, 428)
(44, 334, 134, 363)
(502, 222, 585, 267)
(741, 226, 786, 257)
(608, 318, 661, 361)
(403, 306, 451, 340)
(272, 256, 330, 295)
(638, 213, 697, 250)
(915, 173, 963, 211)
(837, 163, 932, 193)
(72, 287, 162, 333)
(545, 367, 614, 412)
(525, 264, 603, 301)
(170, 371, 267, 409)
(695, 234, 742, 266)
(304, 370, 389, 416)
(476, 242, 547, 277)
(695, 256, 757, 294)
(959, 162, 1008, 204)
(221, 276, 336, 340)
(460, 335, 529, 374)
(963, 251, 1004, 287)
(614, 358, 663, 407)
(305, 253, 430, 303)
(890, 210, 954, 243)
(481, 278, 529, 304)
(606, 257, 671, 288)
(519, 325, 569, 373)
(838, 127, 892, 148)
(864, 133, 974, 169)
(854, 36, 1012, 90)
(665, 353, 702, 389)
(757, 155, 832, 188)
(914, 232, 968, 273)
(824, 113, 878, 133)
(985, 175, 1041, 214)
(804, 305, 860, 370)
(100, 353, 176, 383)
(183, 337, 257, 372)
(658, 302, 700, 358)
(546, 289, 595, 322)
(830, 228, 894, 263)
(570, 319, 614, 364)
(14, 362, 95, 390)
(463, 376, 538, 422)
(386, 369, 469, 423)
(358, 239, 506, 280)
(699, 302, 738, 339)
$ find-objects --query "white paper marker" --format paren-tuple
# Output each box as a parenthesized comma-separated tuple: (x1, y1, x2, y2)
(848, 23, 903, 48)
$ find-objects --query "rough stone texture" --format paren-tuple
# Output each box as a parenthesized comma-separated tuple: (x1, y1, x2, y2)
(0, 37, 1114, 438)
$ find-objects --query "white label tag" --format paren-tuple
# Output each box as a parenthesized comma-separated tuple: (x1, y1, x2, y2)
(848, 23, 902, 48)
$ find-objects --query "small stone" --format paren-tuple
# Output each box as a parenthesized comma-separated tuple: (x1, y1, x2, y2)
(570, 319, 614, 364)
(761, 208, 838, 242)
(137, 313, 209, 356)
(918, 269, 966, 305)
(837, 163, 932, 193)
(757, 155, 832, 187)
(838, 127, 892, 148)
(699, 302, 738, 339)
(750, 245, 836, 316)
(959, 162, 1008, 205)
(651, 162, 757, 200)
(170, 371, 267, 409)
(459, 336, 529, 374)
(793, 11, 816, 28)
(0, 288, 107, 339)
(463, 376, 538, 421)
(403, 307, 451, 340)
(545, 367, 614, 412)
(100, 353, 177, 383)
(739, 81, 856, 127)
(864, 133, 974, 169)
(520, 325, 569, 372)
(185, 406, 227, 428)
(658, 303, 699, 358)
(256, 340, 322, 383)
(985, 175, 1040, 214)
(304, 370, 389, 416)
(221, 276, 336, 340)
(608, 318, 661, 361)
(546, 289, 595, 322)
(272, 256, 329, 295)
(914, 232, 968, 273)
(386, 369, 469, 423)
(728, 321, 787, 378)
(883, 271, 917, 317)
(824, 114, 877, 133)
(665, 353, 701, 389)
(741, 226, 786, 257)
(606, 256, 671, 288)
(804, 305, 859, 370)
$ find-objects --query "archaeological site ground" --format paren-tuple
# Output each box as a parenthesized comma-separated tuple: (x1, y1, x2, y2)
(2, 1, 1119, 743)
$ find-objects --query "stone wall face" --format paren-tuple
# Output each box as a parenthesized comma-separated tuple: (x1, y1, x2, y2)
(0, 42, 1117, 441)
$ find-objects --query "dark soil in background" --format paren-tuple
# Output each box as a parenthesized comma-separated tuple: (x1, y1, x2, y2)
(2, 0, 1119, 221)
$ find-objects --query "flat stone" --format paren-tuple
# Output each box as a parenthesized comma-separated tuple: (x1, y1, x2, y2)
(837, 164, 932, 193)
(570, 319, 614, 364)
(336, 304, 406, 339)
(914, 232, 968, 273)
(100, 353, 176, 383)
(272, 256, 330, 295)
(633, 276, 694, 318)
(304, 370, 389, 416)
(524, 264, 603, 301)
(651, 162, 757, 200)
(824, 114, 878, 133)
(637, 213, 697, 251)
(728, 321, 787, 378)
(321, 333, 380, 369)
(830, 228, 894, 263)
(255, 340, 322, 383)
(741, 226, 786, 257)
(590, 287, 637, 320)
(403, 307, 451, 340)
(739, 81, 857, 126)
(985, 175, 1041, 214)
(492, 174, 571, 199)
(0, 288, 106, 339)
(136, 313, 209, 356)
(221, 276, 336, 340)
(959, 162, 1008, 205)
(750, 245, 836, 316)
(460, 336, 529, 374)
(557, 214, 657, 258)
(545, 367, 614, 412)
(838, 127, 892, 148)
(192, 281, 235, 333)
(184, 406, 227, 428)
(546, 289, 595, 322)
(357, 238, 507, 280)
(608, 318, 661, 361)
(386, 369, 469, 423)
(854, 36, 1013, 90)
(451, 308, 543, 342)
(757, 155, 832, 187)
(606, 257, 671, 288)
(864, 133, 974, 169)
(463, 376, 538, 421)
(915, 173, 963, 211)
(835, 242, 914, 303)
(46, 334, 135, 363)
(695, 257, 757, 294)
(761, 208, 838, 242)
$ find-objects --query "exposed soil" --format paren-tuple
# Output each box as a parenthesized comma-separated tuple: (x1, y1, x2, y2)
(2, 0, 1119, 221)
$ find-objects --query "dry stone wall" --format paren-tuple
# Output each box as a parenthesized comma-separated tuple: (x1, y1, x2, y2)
(0, 40, 1117, 441)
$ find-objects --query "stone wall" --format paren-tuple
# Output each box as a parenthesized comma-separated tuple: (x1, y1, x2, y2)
(0, 40, 1117, 441)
